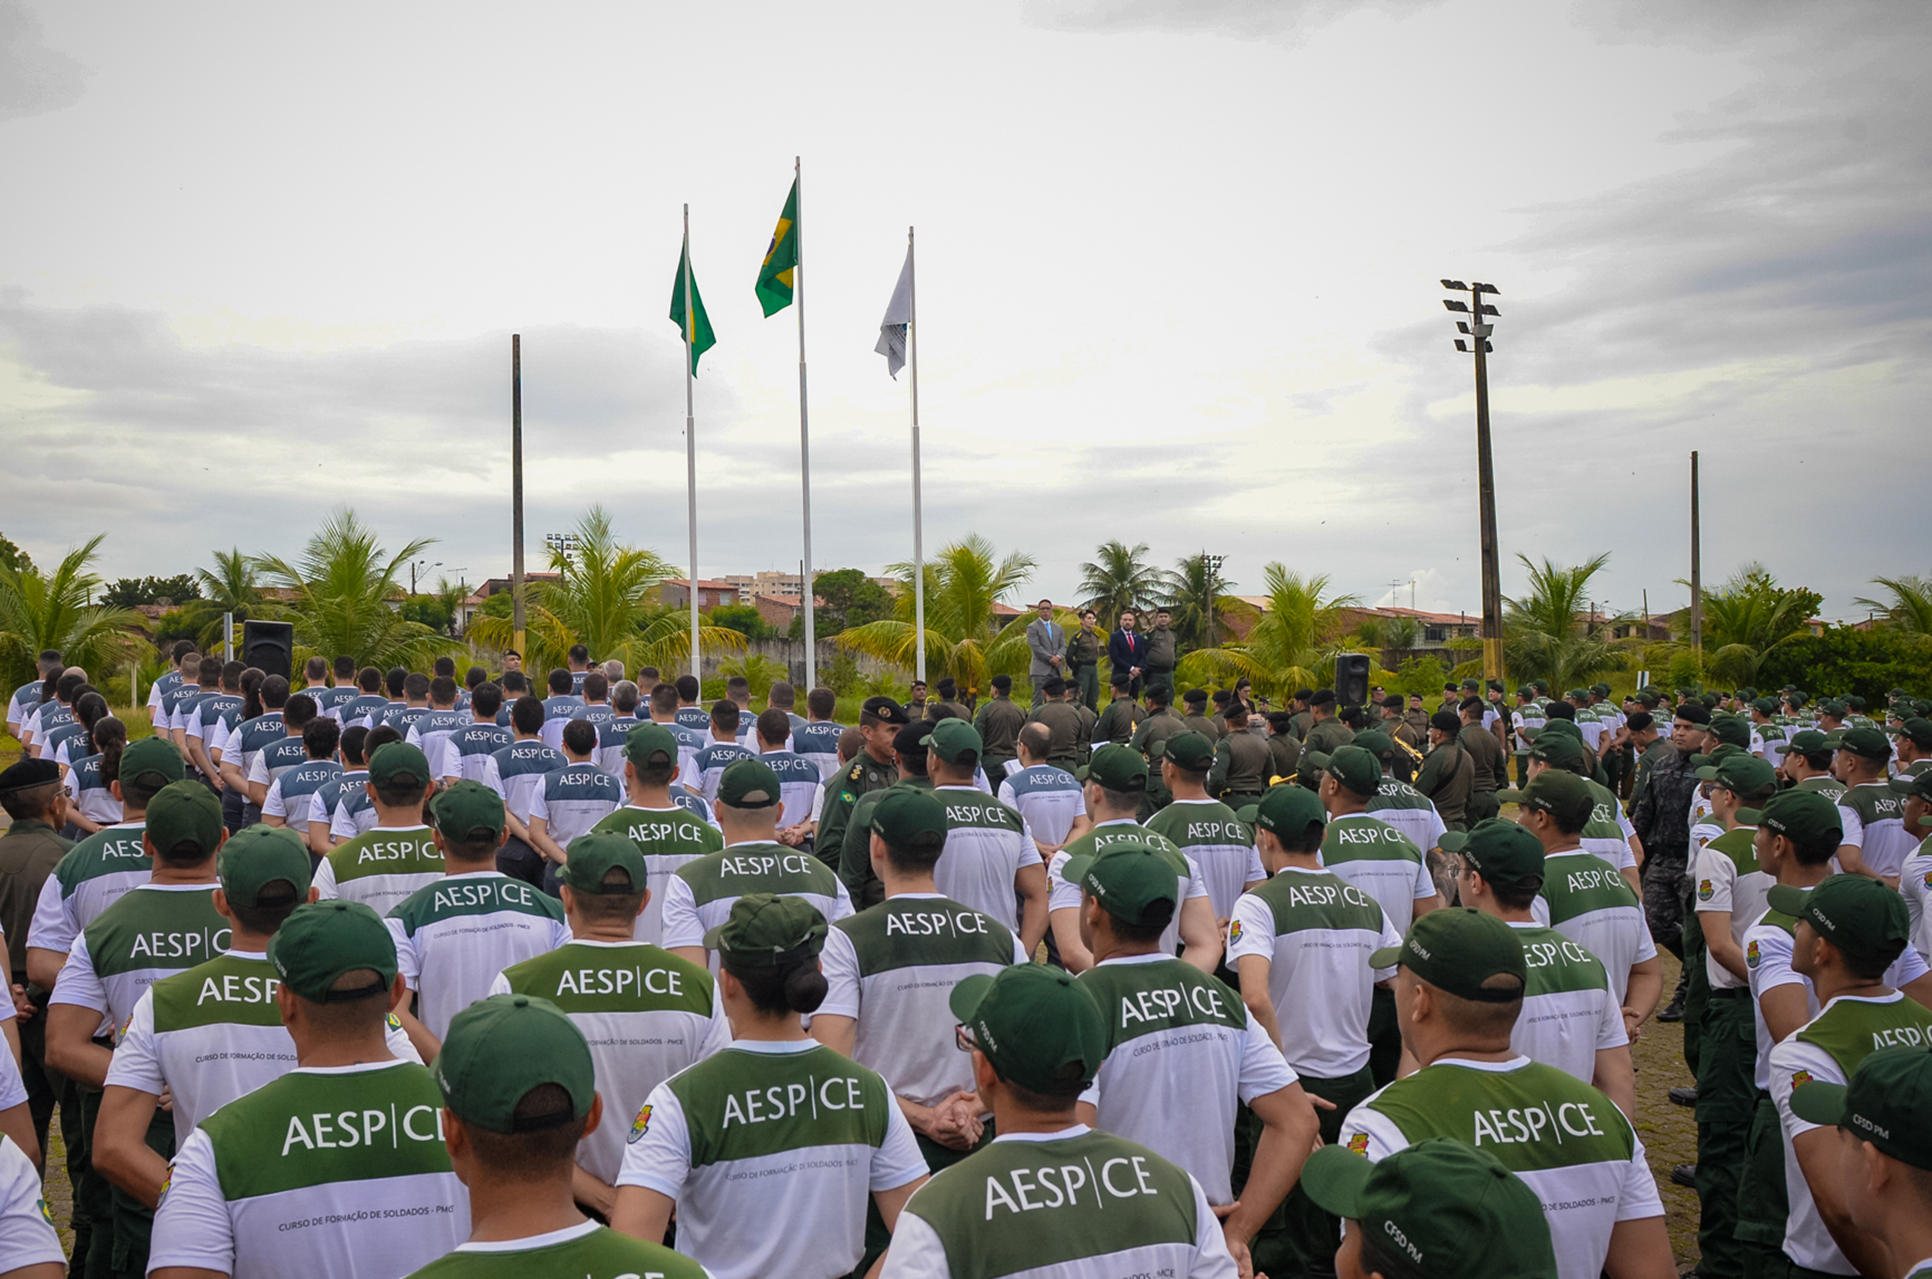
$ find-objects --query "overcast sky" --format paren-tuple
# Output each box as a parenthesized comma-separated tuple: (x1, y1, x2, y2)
(2, 1, 1926, 623)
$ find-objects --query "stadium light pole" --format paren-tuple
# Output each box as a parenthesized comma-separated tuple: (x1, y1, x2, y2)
(1441, 279, 1504, 686)
(1204, 552, 1227, 649)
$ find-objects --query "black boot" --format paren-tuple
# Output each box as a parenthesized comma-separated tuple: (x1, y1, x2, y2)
(1657, 968, 1690, 1023)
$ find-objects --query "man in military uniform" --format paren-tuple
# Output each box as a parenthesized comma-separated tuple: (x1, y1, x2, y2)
(1302, 689, 1353, 756)
(1066, 610, 1103, 711)
(839, 721, 938, 909)
(1025, 678, 1083, 769)
(1183, 688, 1221, 740)
(1208, 703, 1272, 806)
(814, 695, 910, 870)
(1142, 607, 1179, 696)
(1413, 710, 1474, 831)
(1066, 677, 1099, 765)
(972, 673, 1027, 781)
(1093, 672, 1145, 747)
(1458, 696, 1509, 825)
(1129, 684, 1187, 759)
(1405, 692, 1430, 740)
(0, 759, 76, 1185)
(1262, 712, 1302, 782)
(1380, 695, 1425, 757)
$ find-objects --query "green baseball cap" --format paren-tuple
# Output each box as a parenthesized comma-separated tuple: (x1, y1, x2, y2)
(1695, 754, 1777, 797)
(1162, 730, 1215, 772)
(268, 900, 398, 1002)
(1820, 699, 1848, 717)
(1688, 742, 1746, 772)
(1439, 819, 1546, 893)
(1352, 730, 1394, 762)
(1786, 729, 1832, 755)
(433, 993, 595, 1135)
(556, 831, 646, 894)
(1736, 788, 1843, 846)
(1707, 715, 1751, 749)
(927, 718, 982, 764)
(1887, 772, 1932, 823)
(1523, 732, 1585, 770)
(1301, 1138, 1556, 1279)
(1077, 743, 1148, 791)
(1891, 719, 1932, 750)
(216, 825, 313, 908)
(623, 722, 679, 766)
(1791, 1045, 1932, 1170)
(1061, 841, 1179, 929)
(1249, 784, 1325, 838)
(430, 779, 505, 840)
(950, 963, 1106, 1095)
(1370, 908, 1527, 1003)
(869, 787, 948, 854)
(702, 893, 827, 967)
(146, 780, 225, 860)
(1837, 726, 1893, 762)
(120, 736, 185, 790)
(1765, 874, 1909, 966)
(368, 741, 432, 788)
(716, 758, 781, 808)
(1753, 697, 1781, 716)
(1498, 768, 1593, 830)
(1308, 745, 1379, 797)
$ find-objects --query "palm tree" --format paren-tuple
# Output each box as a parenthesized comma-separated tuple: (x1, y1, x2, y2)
(836, 535, 1041, 691)
(175, 547, 282, 652)
(1855, 575, 1932, 635)
(1178, 565, 1357, 696)
(257, 509, 445, 669)
(1077, 540, 1164, 629)
(717, 654, 789, 700)
(0, 535, 146, 690)
(469, 507, 743, 674)
(1697, 566, 1819, 687)
(1159, 553, 1252, 652)
(1503, 553, 1624, 692)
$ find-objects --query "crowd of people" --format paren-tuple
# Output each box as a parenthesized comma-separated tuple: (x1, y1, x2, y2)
(1, 630, 1931, 1279)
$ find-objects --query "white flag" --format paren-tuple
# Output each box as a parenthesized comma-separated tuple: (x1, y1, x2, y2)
(875, 246, 913, 379)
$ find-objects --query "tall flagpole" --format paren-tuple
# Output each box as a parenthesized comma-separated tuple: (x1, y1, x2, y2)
(908, 225, 925, 685)
(796, 157, 817, 688)
(683, 204, 701, 682)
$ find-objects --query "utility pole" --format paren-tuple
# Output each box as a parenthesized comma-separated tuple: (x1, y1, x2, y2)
(511, 334, 526, 656)
(1690, 450, 1702, 669)
(1205, 552, 1227, 650)
(1441, 280, 1504, 686)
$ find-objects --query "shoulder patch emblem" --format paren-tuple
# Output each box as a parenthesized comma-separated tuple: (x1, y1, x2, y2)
(628, 1104, 653, 1144)
(1697, 879, 1714, 901)
(1791, 1069, 1814, 1089)
(38, 1196, 52, 1225)
(1746, 939, 1760, 968)
(387, 1012, 403, 1031)
(1346, 1133, 1370, 1156)
(1228, 919, 1243, 946)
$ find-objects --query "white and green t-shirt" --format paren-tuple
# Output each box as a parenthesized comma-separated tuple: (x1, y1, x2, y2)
(816, 892, 1024, 1109)
(1340, 1056, 1663, 1279)
(585, 806, 726, 947)
(659, 842, 854, 964)
(315, 824, 444, 915)
(106, 948, 417, 1144)
(1771, 992, 1932, 1274)
(1225, 866, 1401, 1078)
(1694, 826, 1772, 989)
(1141, 798, 1265, 922)
(1365, 778, 1449, 856)
(880, 1125, 1238, 1279)
(1903, 840, 1932, 964)
(489, 939, 730, 1184)
(1318, 813, 1436, 934)
(387, 871, 570, 1040)
(1531, 850, 1657, 1004)
(148, 1058, 469, 1279)
(1838, 781, 1913, 881)
(930, 786, 1043, 936)
(48, 882, 230, 1042)
(0, 1134, 62, 1272)
(1506, 921, 1626, 1085)
(1579, 780, 1639, 872)
(25, 819, 152, 961)
(616, 1039, 927, 1279)
(402, 1220, 709, 1279)
(1047, 820, 1209, 960)
(1076, 952, 1294, 1204)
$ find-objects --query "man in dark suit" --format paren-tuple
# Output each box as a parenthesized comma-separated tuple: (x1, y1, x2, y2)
(1108, 610, 1149, 697)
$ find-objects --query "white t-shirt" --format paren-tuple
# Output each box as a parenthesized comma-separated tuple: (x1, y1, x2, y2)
(1694, 828, 1773, 990)
(1319, 812, 1438, 935)
(996, 764, 1084, 848)
(1506, 921, 1628, 1086)
(386, 870, 572, 1040)
(930, 786, 1044, 937)
(0, 1135, 62, 1271)
(1047, 822, 1210, 960)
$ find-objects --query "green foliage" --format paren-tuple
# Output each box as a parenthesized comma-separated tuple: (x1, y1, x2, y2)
(1077, 540, 1164, 629)
(0, 533, 34, 577)
(821, 650, 867, 696)
(717, 653, 788, 698)
(401, 595, 453, 634)
(1855, 575, 1932, 635)
(101, 574, 202, 609)
(0, 534, 147, 691)
(149, 609, 200, 647)
(1177, 565, 1356, 697)
(707, 604, 775, 640)
(256, 508, 444, 670)
(1502, 553, 1624, 692)
(812, 569, 894, 633)
(1159, 553, 1250, 653)
(1755, 627, 1932, 704)
(1385, 655, 1451, 699)
(836, 534, 1037, 689)
(1696, 565, 1821, 687)
(479, 591, 514, 619)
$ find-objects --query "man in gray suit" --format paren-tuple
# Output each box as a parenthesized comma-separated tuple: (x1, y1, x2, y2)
(1026, 598, 1067, 707)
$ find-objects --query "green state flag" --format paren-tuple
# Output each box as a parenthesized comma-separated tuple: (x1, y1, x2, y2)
(670, 243, 716, 374)
(755, 178, 798, 317)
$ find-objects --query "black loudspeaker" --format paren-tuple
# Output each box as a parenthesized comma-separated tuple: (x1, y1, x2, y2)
(241, 620, 295, 682)
(1334, 652, 1371, 706)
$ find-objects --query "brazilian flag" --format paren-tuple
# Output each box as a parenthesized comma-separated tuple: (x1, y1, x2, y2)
(670, 242, 716, 374)
(755, 178, 798, 317)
